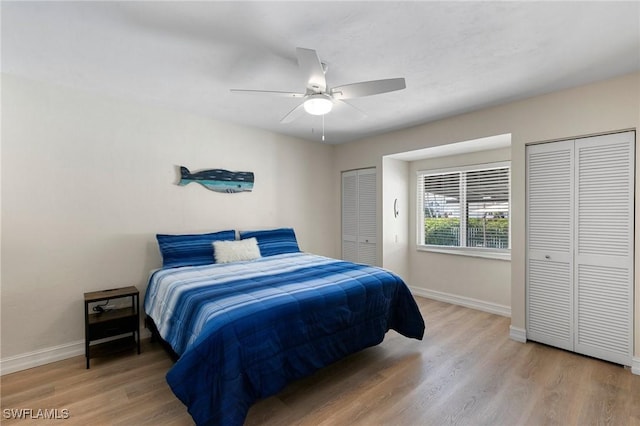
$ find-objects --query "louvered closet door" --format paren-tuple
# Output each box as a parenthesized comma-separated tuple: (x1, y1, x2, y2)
(342, 168, 377, 265)
(526, 140, 575, 351)
(356, 169, 377, 266)
(574, 132, 634, 365)
(342, 170, 358, 263)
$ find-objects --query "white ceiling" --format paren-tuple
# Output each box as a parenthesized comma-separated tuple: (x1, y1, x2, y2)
(2, 1, 639, 144)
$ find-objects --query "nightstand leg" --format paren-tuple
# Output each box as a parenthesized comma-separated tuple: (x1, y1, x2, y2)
(85, 301, 90, 369)
(136, 294, 141, 354)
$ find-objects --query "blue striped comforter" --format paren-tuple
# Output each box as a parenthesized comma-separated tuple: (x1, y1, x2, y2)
(145, 252, 425, 426)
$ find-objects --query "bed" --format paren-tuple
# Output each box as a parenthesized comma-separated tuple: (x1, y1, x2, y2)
(144, 228, 425, 426)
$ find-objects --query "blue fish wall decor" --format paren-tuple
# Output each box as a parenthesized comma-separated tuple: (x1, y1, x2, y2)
(178, 166, 254, 193)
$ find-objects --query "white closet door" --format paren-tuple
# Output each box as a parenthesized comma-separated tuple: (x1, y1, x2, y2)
(526, 140, 574, 351)
(341, 168, 377, 266)
(357, 169, 377, 266)
(342, 170, 358, 263)
(574, 132, 634, 365)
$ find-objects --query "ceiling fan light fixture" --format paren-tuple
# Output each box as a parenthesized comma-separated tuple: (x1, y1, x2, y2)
(304, 94, 333, 115)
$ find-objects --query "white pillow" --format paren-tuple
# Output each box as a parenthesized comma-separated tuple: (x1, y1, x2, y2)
(213, 238, 261, 264)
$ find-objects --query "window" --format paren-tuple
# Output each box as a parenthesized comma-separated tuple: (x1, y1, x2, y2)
(417, 162, 510, 254)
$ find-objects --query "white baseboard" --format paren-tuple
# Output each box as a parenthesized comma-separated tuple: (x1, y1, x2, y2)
(509, 325, 527, 343)
(0, 329, 151, 376)
(632, 357, 640, 375)
(0, 340, 85, 376)
(409, 286, 511, 317)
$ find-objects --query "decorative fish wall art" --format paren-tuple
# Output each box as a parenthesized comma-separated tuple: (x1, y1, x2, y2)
(178, 166, 254, 193)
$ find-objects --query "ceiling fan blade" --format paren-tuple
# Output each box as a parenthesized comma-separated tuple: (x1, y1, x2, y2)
(230, 89, 305, 98)
(334, 100, 368, 120)
(280, 102, 306, 123)
(296, 47, 327, 93)
(331, 78, 406, 100)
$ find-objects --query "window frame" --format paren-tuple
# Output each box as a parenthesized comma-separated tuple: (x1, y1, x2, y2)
(416, 161, 511, 261)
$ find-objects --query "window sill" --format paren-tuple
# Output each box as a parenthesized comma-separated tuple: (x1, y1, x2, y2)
(416, 245, 511, 261)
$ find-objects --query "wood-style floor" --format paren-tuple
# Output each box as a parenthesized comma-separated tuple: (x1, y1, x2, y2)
(2, 297, 639, 425)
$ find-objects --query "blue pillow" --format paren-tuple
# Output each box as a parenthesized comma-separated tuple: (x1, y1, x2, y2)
(239, 228, 300, 257)
(156, 230, 236, 268)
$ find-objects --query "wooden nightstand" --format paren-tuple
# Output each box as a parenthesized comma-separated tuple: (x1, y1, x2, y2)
(84, 286, 141, 369)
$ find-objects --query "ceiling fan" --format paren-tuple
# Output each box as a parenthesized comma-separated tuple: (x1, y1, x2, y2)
(230, 47, 406, 124)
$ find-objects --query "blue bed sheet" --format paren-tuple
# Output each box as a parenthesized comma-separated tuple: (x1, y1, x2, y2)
(145, 252, 425, 425)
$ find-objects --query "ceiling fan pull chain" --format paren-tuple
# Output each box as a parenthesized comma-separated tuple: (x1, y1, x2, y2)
(322, 115, 325, 142)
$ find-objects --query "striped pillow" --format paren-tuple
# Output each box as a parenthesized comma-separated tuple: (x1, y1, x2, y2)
(239, 228, 300, 257)
(156, 230, 236, 268)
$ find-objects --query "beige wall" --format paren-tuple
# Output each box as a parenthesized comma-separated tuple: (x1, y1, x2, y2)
(381, 157, 409, 277)
(1, 74, 337, 359)
(334, 72, 640, 357)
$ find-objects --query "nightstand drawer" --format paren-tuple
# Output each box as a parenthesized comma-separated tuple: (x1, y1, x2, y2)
(88, 315, 137, 340)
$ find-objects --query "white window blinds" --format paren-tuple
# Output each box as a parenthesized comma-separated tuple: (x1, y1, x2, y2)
(418, 163, 510, 250)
